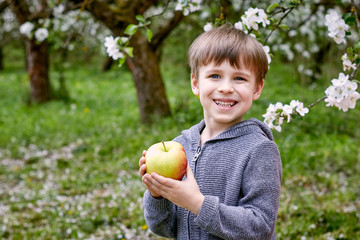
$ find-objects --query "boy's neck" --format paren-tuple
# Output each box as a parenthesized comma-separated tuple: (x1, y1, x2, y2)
(200, 120, 239, 145)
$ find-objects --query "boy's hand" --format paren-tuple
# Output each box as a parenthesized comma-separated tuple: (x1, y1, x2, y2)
(138, 150, 147, 177)
(139, 150, 162, 199)
(143, 165, 205, 215)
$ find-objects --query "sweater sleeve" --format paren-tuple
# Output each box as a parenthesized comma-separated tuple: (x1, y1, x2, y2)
(194, 141, 282, 240)
(143, 190, 177, 238)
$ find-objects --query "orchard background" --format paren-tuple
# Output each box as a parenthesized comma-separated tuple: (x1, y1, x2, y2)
(0, 0, 359, 239)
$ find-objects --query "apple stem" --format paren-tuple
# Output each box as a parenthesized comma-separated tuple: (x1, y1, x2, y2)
(162, 141, 167, 152)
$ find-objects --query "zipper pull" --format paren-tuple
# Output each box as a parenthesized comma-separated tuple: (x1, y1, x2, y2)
(192, 146, 201, 162)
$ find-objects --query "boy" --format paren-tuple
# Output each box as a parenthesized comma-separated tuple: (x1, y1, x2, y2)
(139, 23, 282, 240)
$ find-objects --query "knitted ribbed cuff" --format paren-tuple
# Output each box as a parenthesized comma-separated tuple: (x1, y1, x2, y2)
(144, 190, 171, 212)
(194, 195, 219, 228)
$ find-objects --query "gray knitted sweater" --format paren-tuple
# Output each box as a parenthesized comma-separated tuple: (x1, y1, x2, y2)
(143, 118, 282, 240)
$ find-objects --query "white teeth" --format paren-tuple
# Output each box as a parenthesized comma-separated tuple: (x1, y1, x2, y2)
(215, 100, 236, 107)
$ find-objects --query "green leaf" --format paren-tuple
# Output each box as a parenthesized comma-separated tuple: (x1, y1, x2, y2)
(279, 24, 289, 30)
(124, 47, 133, 57)
(344, 15, 356, 26)
(124, 24, 138, 36)
(136, 15, 145, 23)
(146, 29, 153, 42)
(119, 57, 126, 67)
(267, 3, 279, 13)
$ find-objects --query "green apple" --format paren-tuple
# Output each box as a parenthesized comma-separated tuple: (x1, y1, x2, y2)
(145, 141, 187, 180)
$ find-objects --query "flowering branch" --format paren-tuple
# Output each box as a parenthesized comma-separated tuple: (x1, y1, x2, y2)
(264, 5, 298, 45)
(104, 0, 202, 66)
(104, 14, 152, 66)
(305, 61, 360, 110)
(306, 96, 327, 110)
(260, 3, 360, 131)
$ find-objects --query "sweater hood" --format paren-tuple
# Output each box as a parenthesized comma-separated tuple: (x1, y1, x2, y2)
(179, 118, 274, 146)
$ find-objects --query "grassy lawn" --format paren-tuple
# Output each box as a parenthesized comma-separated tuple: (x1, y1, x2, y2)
(0, 39, 359, 239)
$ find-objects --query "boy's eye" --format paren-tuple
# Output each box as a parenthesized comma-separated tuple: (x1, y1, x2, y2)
(235, 76, 245, 81)
(210, 74, 220, 79)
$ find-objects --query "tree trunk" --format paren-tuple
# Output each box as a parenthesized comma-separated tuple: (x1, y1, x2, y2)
(67, 0, 178, 123)
(126, 33, 171, 124)
(25, 39, 51, 103)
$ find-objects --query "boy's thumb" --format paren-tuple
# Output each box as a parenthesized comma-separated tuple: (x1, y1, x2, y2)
(186, 164, 194, 179)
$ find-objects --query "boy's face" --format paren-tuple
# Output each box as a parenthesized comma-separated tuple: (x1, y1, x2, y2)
(191, 60, 264, 129)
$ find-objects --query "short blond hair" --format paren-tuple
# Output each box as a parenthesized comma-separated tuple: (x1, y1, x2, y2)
(188, 23, 268, 84)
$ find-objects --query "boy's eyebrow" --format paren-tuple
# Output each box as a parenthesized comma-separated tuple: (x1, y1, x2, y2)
(205, 68, 252, 77)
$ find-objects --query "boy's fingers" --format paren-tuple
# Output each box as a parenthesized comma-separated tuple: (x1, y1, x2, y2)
(139, 164, 147, 176)
(139, 156, 146, 167)
(151, 172, 177, 188)
(142, 150, 147, 157)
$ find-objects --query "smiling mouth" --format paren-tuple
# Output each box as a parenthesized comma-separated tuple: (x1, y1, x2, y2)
(214, 100, 237, 107)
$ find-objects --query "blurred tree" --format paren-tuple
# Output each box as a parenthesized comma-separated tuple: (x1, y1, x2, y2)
(7, 0, 51, 102)
(68, 0, 184, 123)
(0, 1, 10, 70)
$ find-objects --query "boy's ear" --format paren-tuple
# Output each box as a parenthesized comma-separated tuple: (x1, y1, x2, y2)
(253, 79, 264, 101)
(191, 73, 199, 96)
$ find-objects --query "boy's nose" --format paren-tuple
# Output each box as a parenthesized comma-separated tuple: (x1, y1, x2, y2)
(218, 80, 234, 93)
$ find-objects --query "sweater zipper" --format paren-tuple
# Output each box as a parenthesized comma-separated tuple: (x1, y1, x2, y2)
(192, 146, 201, 162)
(188, 145, 201, 239)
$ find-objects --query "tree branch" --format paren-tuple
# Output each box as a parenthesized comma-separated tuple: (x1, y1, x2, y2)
(6, 0, 30, 23)
(150, 11, 184, 51)
(350, 62, 360, 80)
(306, 96, 327, 109)
(264, 7, 296, 45)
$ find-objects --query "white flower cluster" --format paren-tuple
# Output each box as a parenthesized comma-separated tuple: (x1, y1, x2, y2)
(234, 8, 270, 33)
(341, 53, 357, 71)
(235, 8, 272, 65)
(203, 23, 213, 32)
(324, 73, 360, 112)
(175, 0, 202, 16)
(203, 7, 272, 66)
(104, 36, 125, 60)
(263, 100, 309, 132)
(19, 22, 49, 42)
(325, 10, 349, 44)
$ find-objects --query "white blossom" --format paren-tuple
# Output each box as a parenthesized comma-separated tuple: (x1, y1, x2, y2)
(203, 23, 213, 32)
(341, 53, 357, 71)
(331, 72, 349, 87)
(325, 9, 349, 44)
(263, 100, 309, 132)
(291, 100, 309, 116)
(175, 0, 202, 16)
(34, 28, 49, 42)
(19, 22, 34, 38)
(234, 21, 244, 31)
(325, 72, 360, 111)
(53, 4, 65, 17)
(241, 8, 270, 31)
(104, 36, 124, 60)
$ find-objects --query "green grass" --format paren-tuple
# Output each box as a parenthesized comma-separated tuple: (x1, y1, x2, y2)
(0, 40, 359, 239)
